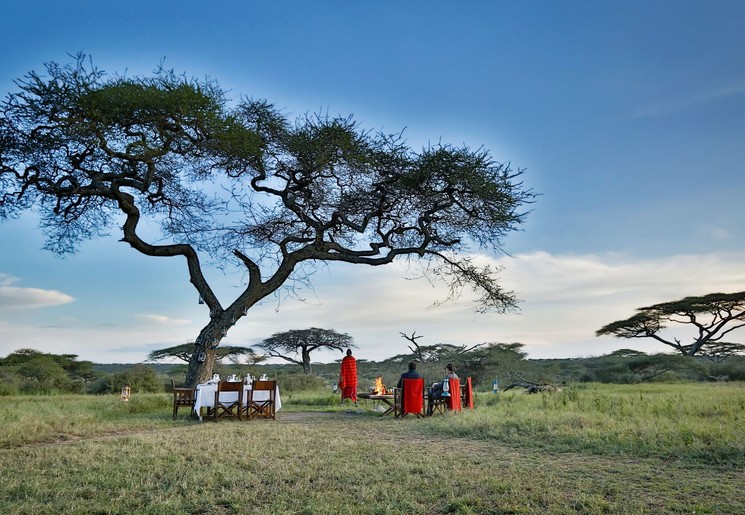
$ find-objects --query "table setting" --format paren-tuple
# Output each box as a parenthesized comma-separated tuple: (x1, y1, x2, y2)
(193, 374, 282, 420)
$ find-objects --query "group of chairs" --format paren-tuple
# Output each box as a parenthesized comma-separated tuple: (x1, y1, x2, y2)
(172, 380, 278, 421)
(393, 377, 474, 418)
(174, 377, 471, 420)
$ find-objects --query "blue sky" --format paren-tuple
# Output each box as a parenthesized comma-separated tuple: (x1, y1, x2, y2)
(1, 1, 744, 364)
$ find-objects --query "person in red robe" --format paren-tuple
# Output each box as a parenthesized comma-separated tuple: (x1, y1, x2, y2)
(338, 349, 358, 404)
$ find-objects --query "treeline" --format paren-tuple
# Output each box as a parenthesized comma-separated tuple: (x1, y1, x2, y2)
(1, 344, 744, 396)
(314, 344, 745, 392)
(0, 349, 164, 396)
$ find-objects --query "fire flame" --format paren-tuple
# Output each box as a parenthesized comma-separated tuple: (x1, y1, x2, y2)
(373, 376, 386, 395)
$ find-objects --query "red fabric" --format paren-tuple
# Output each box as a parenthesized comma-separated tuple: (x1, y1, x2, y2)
(401, 378, 424, 415)
(339, 355, 358, 401)
(464, 377, 474, 409)
(341, 386, 357, 402)
(446, 378, 462, 411)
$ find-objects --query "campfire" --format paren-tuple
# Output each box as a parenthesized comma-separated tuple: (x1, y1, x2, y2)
(372, 376, 386, 395)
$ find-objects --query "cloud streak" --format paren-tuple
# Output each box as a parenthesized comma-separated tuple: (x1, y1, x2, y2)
(626, 81, 745, 120)
(0, 274, 74, 308)
(136, 314, 191, 326)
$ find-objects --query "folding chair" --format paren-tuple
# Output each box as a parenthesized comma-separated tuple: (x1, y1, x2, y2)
(248, 380, 277, 420)
(172, 386, 197, 419)
(446, 378, 462, 411)
(429, 378, 461, 415)
(213, 381, 243, 421)
(394, 378, 425, 418)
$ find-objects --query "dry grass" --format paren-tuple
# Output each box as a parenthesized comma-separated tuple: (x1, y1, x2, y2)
(0, 385, 743, 513)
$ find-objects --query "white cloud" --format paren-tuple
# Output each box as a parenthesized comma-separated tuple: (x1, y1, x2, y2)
(136, 314, 191, 326)
(0, 274, 74, 308)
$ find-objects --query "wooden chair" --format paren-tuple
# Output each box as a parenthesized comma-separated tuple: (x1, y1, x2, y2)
(171, 380, 197, 419)
(247, 380, 277, 420)
(394, 378, 425, 418)
(213, 381, 243, 421)
(172, 387, 197, 419)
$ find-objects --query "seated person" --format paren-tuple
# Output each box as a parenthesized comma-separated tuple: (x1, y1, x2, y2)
(430, 363, 459, 401)
(445, 363, 459, 380)
(397, 361, 422, 388)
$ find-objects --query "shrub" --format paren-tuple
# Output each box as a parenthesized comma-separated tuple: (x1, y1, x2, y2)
(274, 372, 326, 393)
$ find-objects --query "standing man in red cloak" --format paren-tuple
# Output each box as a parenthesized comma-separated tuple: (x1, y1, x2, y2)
(338, 349, 358, 406)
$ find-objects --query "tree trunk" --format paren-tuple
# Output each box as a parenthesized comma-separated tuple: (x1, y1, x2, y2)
(302, 348, 312, 375)
(185, 348, 217, 387)
(184, 310, 239, 387)
(185, 323, 225, 388)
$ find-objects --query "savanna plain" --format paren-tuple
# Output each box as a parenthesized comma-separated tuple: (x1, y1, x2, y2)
(1, 382, 743, 514)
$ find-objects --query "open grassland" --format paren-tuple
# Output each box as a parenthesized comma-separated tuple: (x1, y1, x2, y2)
(0, 383, 743, 514)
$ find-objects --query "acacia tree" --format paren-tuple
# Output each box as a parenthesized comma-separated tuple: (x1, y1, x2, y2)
(147, 343, 258, 364)
(398, 331, 485, 363)
(596, 292, 745, 357)
(0, 56, 535, 386)
(257, 328, 353, 374)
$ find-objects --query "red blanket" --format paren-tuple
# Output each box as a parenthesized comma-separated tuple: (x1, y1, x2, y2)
(339, 356, 358, 401)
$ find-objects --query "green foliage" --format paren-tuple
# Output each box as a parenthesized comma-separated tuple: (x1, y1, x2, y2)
(0, 348, 96, 395)
(271, 372, 326, 394)
(87, 364, 162, 394)
(2, 55, 536, 386)
(147, 342, 256, 364)
(5, 345, 745, 401)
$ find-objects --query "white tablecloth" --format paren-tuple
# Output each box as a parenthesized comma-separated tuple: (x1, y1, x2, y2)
(193, 382, 282, 420)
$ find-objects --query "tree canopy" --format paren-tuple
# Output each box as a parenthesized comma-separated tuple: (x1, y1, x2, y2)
(0, 348, 96, 394)
(257, 328, 353, 374)
(147, 343, 259, 364)
(1, 56, 535, 386)
(596, 291, 745, 357)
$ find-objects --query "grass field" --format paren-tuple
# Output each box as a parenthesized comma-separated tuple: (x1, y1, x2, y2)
(1, 382, 743, 514)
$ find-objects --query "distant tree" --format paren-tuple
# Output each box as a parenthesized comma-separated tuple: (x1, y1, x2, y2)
(0, 348, 96, 393)
(626, 353, 684, 382)
(590, 351, 697, 383)
(399, 331, 426, 362)
(389, 339, 527, 386)
(108, 364, 162, 394)
(16, 354, 69, 390)
(1, 348, 43, 365)
(596, 292, 745, 357)
(606, 349, 648, 359)
(257, 328, 353, 374)
(147, 343, 257, 364)
(697, 342, 745, 363)
(226, 348, 266, 369)
(710, 355, 745, 381)
(61, 356, 97, 384)
(466, 342, 529, 385)
(399, 331, 486, 364)
(0, 56, 535, 387)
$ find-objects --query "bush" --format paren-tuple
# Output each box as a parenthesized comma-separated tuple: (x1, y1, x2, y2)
(274, 372, 326, 394)
(86, 364, 163, 394)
